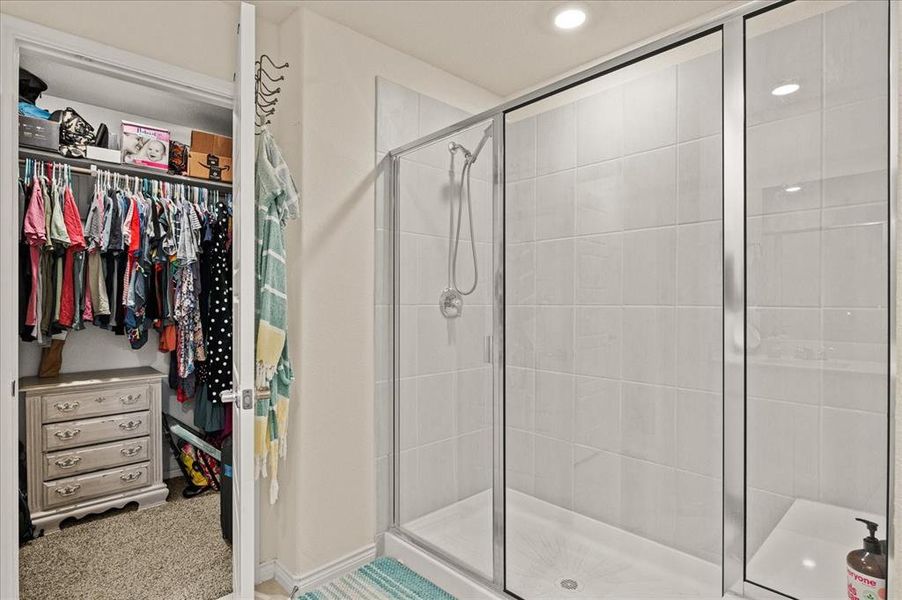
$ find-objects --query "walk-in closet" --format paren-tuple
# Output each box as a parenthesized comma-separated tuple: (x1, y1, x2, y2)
(2, 4, 264, 598)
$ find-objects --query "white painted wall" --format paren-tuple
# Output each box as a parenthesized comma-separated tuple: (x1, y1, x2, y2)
(262, 7, 498, 578)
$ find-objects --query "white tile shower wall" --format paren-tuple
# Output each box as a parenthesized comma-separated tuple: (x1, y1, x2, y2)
(504, 42, 724, 565)
(744, 0, 889, 560)
(375, 79, 494, 533)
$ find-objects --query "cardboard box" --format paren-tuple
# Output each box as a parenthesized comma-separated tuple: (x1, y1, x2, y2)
(190, 130, 232, 157)
(121, 121, 170, 170)
(188, 151, 233, 182)
(188, 130, 233, 182)
(86, 146, 122, 164)
(19, 116, 59, 151)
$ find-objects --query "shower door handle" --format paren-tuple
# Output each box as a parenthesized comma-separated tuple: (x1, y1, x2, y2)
(484, 336, 493, 364)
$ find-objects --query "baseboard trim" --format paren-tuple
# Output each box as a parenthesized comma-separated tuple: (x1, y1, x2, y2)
(256, 543, 377, 594)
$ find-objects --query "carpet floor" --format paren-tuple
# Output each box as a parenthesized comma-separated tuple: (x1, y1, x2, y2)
(296, 557, 456, 600)
(19, 477, 231, 600)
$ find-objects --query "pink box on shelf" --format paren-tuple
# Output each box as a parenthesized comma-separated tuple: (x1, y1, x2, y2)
(120, 121, 170, 171)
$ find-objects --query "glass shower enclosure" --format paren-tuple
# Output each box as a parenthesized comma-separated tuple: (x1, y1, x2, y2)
(381, 1, 895, 598)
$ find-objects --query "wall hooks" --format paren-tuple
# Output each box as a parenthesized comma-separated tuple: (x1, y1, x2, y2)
(255, 54, 289, 133)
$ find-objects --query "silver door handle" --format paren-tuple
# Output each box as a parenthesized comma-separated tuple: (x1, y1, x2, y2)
(221, 389, 255, 410)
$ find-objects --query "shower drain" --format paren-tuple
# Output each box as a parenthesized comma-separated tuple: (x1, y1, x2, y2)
(560, 578, 579, 591)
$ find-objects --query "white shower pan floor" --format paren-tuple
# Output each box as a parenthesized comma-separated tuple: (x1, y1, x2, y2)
(405, 489, 721, 599)
(746, 499, 884, 600)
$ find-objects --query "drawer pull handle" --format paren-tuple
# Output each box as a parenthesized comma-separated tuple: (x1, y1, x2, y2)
(54, 429, 81, 440)
(54, 456, 82, 469)
(119, 420, 142, 431)
(120, 445, 143, 457)
(95, 396, 105, 403)
(55, 484, 81, 497)
(120, 471, 143, 482)
(120, 393, 141, 405)
(54, 401, 80, 413)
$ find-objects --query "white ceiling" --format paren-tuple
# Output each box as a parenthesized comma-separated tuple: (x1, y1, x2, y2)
(253, 0, 739, 97)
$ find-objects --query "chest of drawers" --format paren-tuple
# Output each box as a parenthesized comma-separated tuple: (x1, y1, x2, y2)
(21, 367, 169, 533)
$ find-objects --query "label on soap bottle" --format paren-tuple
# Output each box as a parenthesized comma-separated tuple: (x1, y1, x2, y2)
(847, 568, 886, 600)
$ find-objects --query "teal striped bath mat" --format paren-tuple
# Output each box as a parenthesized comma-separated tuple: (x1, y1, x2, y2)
(296, 557, 456, 600)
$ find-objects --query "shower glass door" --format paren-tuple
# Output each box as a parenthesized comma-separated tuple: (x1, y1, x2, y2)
(393, 120, 497, 580)
(743, 2, 891, 598)
(504, 30, 724, 598)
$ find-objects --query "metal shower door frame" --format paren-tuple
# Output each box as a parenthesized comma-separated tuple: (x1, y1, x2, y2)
(384, 1, 898, 598)
(388, 114, 507, 592)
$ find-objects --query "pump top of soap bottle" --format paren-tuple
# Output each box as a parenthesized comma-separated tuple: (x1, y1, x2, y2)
(855, 518, 882, 554)
(847, 518, 887, 600)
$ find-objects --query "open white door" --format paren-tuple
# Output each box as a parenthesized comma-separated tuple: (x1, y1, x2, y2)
(229, 2, 257, 598)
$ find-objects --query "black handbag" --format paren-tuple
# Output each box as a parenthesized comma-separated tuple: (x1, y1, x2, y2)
(94, 123, 110, 149)
(50, 107, 96, 158)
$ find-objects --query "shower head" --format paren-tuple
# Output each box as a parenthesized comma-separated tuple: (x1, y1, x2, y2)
(448, 141, 471, 160)
(446, 124, 494, 166)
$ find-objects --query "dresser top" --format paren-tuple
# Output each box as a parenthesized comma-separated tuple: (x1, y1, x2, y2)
(19, 367, 166, 392)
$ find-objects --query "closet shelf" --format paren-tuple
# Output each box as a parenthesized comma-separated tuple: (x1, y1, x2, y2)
(18, 147, 233, 191)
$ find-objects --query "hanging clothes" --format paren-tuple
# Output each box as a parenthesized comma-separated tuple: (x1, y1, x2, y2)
(254, 127, 299, 503)
(83, 185, 109, 323)
(18, 160, 232, 435)
(194, 200, 230, 433)
(58, 183, 85, 328)
(205, 200, 233, 403)
(21, 174, 46, 343)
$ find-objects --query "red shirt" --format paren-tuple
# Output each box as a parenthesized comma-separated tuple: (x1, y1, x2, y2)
(57, 186, 85, 328)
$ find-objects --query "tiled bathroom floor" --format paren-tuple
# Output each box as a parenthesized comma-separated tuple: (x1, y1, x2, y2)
(406, 489, 721, 599)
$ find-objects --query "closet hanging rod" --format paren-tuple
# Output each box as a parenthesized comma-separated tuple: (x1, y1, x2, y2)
(18, 147, 233, 191)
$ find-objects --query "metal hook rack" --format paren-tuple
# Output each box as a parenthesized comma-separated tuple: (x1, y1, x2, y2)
(255, 53, 289, 133)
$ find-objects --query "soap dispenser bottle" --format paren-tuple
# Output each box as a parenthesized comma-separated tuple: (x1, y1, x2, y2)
(847, 518, 887, 600)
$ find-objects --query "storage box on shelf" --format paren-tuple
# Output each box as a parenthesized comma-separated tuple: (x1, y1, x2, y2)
(20, 367, 169, 533)
(188, 130, 233, 182)
(18, 116, 59, 151)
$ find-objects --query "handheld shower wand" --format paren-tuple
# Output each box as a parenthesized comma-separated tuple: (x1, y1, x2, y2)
(439, 125, 493, 319)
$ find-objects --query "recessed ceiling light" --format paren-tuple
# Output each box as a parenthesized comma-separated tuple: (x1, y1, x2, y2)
(771, 83, 800, 96)
(802, 558, 817, 570)
(554, 8, 587, 30)
(784, 185, 802, 193)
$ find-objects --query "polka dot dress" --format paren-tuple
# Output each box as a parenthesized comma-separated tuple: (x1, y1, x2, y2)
(205, 202, 232, 403)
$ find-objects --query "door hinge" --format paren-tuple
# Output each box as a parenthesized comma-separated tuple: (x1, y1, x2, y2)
(242, 389, 254, 410)
(11, 379, 16, 396)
